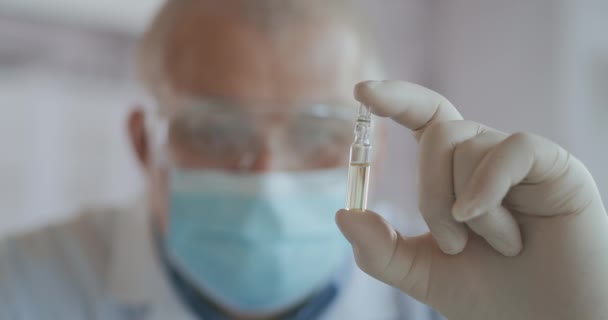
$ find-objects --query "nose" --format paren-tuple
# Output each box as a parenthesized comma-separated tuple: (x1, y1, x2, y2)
(246, 142, 273, 172)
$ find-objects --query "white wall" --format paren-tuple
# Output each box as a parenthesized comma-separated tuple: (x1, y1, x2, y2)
(364, 0, 607, 217)
(0, 0, 160, 34)
(562, 0, 608, 196)
(355, 0, 430, 217)
(428, 0, 608, 199)
(0, 19, 144, 236)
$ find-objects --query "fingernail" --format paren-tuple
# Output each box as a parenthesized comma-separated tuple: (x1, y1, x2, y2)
(355, 80, 381, 94)
(364, 80, 381, 89)
(496, 228, 523, 257)
(453, 201, 483, 222)
(437, 241, 461, 255)
(433, 224, 467, 255)
(490, 233, 522, 257)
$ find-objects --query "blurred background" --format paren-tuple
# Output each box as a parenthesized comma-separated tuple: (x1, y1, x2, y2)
(0, 0, 606, 236)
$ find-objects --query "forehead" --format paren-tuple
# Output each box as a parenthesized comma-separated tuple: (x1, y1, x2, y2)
(159, 5, 366, 110)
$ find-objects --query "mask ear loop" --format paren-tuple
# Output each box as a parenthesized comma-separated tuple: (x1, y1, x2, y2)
(145, 110, 170, 168)
(141, 109, 173, 228)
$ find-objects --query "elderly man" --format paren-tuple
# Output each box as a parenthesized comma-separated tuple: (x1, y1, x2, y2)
(5, 0, 608, 319)
(0, 0, 440, 319)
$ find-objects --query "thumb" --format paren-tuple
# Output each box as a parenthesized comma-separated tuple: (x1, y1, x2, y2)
(336, 209, 435, 303)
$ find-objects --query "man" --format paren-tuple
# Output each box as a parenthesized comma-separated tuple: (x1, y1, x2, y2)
(4, 1, 608, 319)
(0, 0, 439, 319)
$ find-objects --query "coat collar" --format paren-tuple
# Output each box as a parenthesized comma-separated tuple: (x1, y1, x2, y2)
(105, 203, 195, 319)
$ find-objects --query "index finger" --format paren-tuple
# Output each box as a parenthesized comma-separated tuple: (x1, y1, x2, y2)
(354, 80, 463, 140)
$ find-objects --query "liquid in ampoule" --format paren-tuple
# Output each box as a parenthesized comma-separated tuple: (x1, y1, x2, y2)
(346, 162, 370, 211)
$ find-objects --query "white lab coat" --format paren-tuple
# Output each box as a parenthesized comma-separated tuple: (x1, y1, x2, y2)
(0, 202, 443, 320)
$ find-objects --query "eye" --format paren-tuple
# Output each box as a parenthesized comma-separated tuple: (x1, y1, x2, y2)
(287, 118, 352, 152)
(170, 116, 245, 152)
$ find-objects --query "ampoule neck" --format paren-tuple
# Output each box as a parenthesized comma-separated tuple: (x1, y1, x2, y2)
(359, 103, 371, 117)
(357, 104, 371, 121)
(354, 123, 371, 145)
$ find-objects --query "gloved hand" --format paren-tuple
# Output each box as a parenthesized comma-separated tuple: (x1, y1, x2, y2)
(336, 80, 608, 320)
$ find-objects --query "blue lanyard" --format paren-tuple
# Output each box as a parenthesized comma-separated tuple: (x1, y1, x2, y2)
(155, 235, 339, 320)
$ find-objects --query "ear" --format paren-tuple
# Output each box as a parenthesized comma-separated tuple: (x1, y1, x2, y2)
(128, 106, 151, 169)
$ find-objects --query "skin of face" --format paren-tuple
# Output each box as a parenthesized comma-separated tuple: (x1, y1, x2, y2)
(126, 5, 383, 317)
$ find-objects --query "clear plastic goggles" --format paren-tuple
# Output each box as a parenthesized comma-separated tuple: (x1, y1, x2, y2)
(149, 98, 356, 171)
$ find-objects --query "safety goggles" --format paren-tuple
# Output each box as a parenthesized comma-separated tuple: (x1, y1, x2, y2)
(149, 98, 357, 171)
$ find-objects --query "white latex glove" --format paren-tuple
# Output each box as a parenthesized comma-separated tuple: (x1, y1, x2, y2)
(336, 80, 608, 320)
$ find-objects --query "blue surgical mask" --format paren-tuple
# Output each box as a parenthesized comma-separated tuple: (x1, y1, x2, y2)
(165, 168, 350, 314)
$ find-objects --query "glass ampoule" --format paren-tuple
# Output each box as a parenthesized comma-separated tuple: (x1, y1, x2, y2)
(346, 104, 372, 211)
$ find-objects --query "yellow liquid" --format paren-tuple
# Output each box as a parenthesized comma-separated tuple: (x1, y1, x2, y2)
(346, 162, 370, 211)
